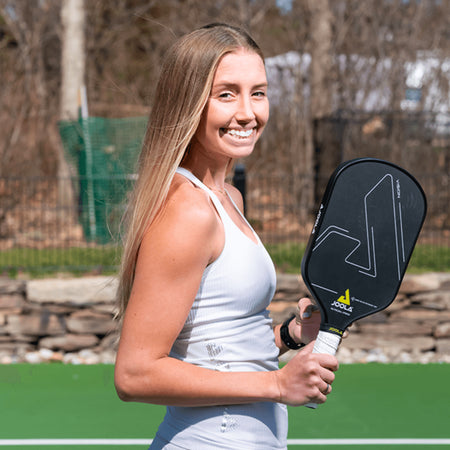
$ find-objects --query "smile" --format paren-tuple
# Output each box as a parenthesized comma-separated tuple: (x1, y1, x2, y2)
(223, 128, 254, 138)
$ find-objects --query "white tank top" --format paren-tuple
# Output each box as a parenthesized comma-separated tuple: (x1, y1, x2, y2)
(150, 167, 288, 449)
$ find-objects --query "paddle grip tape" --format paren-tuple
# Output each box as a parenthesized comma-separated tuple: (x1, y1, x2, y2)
(305, 330, 341, 410)
(312, 330, 341, 355)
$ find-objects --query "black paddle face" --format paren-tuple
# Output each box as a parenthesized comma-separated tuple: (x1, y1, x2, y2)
(301, 158, 427, 336)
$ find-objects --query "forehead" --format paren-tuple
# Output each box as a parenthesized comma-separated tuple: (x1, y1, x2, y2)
(212, 49, 267, 84)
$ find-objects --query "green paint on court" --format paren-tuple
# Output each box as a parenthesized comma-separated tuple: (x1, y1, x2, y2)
(288, 363, 450, 439)
(0, 363, 449, 447)
(0, 364, 164, 440)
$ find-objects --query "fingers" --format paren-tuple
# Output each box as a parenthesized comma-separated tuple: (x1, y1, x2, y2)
(292, 299, 322, 345)
(296, 297, 320, 320)
(321, 381, 332, 395)
(310, 368, 335, 404)
(276, 342, 339, 406)
(342, 323, 353, 339)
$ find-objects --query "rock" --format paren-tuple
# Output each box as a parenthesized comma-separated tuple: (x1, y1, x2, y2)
(358, 321, 433, 337)
(39, 333, 99, 352)
(438, 273, 450, 291)
(389, 308, 450, 322)
(434, 322, 450, 338)
(78, 349, 101, 364)
(268, 304, 297, 325)
(342, 333, 435, 352)
(0, 271, 449, 365)
(62, 353, 83, 365)
(0, 342, 33, 354)
(98, 350, 116, 364)
(99, 332, 119, 350)
(66, 310, 114, 335)
(436, 339, 450, 354)
(399, 273, 443, 294)
(410, 290, 450, 310)
(0, 334, 35, 343)
(398, 352, 413, 363)
(0, 279, 25, 295)
(366, 348, 389, 363)
(358, 311, 388, 324)
(268, 301, 295, 313)
(276, 273, 300, 289)
(24, 304, 79, 315)
(24, 351, 42, 364)
(385, 295, 410, 313)
(27, 276, 118, 306)
(0, 354, 16, 364)
(0, 294, 25, 309)
(23, 348, 64, 364)
(62, 349, 100, 364)
(336, 346, 353, 363)
(6, 313, 65, 336)
(92, 303, 118, 315)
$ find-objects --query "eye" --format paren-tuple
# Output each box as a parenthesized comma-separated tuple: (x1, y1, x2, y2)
(218, 92, 233, 99)
(253, 90, 266, 98)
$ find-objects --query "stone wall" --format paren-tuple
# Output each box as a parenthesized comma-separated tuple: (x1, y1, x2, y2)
(0, 277, 119, 364)
(0, 273, 449, 364)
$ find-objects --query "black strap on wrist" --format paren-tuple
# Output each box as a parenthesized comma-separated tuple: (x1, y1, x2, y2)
(280, 314, 305, 350)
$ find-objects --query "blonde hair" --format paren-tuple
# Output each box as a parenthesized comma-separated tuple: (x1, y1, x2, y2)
(116, 24, 264, 322)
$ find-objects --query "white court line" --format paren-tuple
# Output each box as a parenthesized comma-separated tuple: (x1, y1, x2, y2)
(0, 441, 150, 446)
(288, 439, 450, 445)
(1, 439, 450, 446)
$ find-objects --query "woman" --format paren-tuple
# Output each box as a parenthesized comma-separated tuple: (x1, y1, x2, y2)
(114, 23, 339, 449)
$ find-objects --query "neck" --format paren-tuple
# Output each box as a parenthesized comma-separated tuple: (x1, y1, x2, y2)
(180, 155, 232, 194)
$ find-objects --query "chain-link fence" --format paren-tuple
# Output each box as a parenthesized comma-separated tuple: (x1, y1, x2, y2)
(0, 112, 448, 274)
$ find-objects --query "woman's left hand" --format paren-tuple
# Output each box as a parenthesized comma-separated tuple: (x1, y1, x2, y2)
(289, 298, 351, 346)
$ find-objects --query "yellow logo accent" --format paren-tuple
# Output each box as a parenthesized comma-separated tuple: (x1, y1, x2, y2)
(328, 327, 343, 336)
(337, 289, 350, 305)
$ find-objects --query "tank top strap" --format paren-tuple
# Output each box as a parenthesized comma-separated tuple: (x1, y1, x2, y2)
(176, 167, 229, 220)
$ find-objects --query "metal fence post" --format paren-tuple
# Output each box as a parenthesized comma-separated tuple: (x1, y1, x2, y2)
(233, 163, 246, 213)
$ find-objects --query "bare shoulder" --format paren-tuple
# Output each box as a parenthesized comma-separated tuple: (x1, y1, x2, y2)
(225, 183, 244, 213)
(163, 173, 219, 230)
(139, 173, 222, 269)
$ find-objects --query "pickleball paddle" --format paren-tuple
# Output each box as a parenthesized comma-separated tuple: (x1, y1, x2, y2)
(301, 158, 427, 408)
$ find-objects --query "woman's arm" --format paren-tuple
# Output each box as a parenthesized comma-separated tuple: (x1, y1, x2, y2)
(114, 180, 277, 405)
(114, 179, 338, 407)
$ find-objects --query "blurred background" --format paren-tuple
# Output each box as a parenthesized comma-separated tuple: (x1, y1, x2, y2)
(0, 0, 448, 275)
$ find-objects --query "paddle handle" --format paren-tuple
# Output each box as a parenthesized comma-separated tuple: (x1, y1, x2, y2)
(305, 330, 341, 409)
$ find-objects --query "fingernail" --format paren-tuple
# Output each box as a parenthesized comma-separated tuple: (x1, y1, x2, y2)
(302, 305, 314, 319)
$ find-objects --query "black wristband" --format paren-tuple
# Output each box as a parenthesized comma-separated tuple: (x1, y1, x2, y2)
(280, 314, 305, 350)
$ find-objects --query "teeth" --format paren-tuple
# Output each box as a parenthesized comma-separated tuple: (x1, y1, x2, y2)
(226, 129, 253, 138)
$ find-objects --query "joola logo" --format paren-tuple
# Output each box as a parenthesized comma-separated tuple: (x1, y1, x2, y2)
(331, 289, 353, 312)
(337, 289, 350, 305)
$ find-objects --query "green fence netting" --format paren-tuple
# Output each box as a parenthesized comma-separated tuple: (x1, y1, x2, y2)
(58, 116, 148, 244)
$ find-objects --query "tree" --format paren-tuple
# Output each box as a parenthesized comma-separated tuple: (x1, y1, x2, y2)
(60, 0, 85, 121)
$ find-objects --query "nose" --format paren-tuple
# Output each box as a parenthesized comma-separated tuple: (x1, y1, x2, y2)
(235, 95, 256, 123)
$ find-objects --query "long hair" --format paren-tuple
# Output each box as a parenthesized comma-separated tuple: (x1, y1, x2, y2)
(116, 24, 264, 322)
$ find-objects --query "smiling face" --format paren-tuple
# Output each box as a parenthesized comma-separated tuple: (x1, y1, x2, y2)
(190, 48, 269, 166)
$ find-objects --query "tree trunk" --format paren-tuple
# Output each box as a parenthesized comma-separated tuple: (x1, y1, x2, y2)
(308, 0, 334, 212)
(59, 0, 85, 209)
(309, 0, 334, 120)
(60, 0, 86, 121)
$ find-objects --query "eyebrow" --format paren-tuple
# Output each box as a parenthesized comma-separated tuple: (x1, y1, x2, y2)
(211, 82, 268, 92)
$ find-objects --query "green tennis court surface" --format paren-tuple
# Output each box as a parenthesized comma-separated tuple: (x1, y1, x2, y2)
(1, 364, 449, 449)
